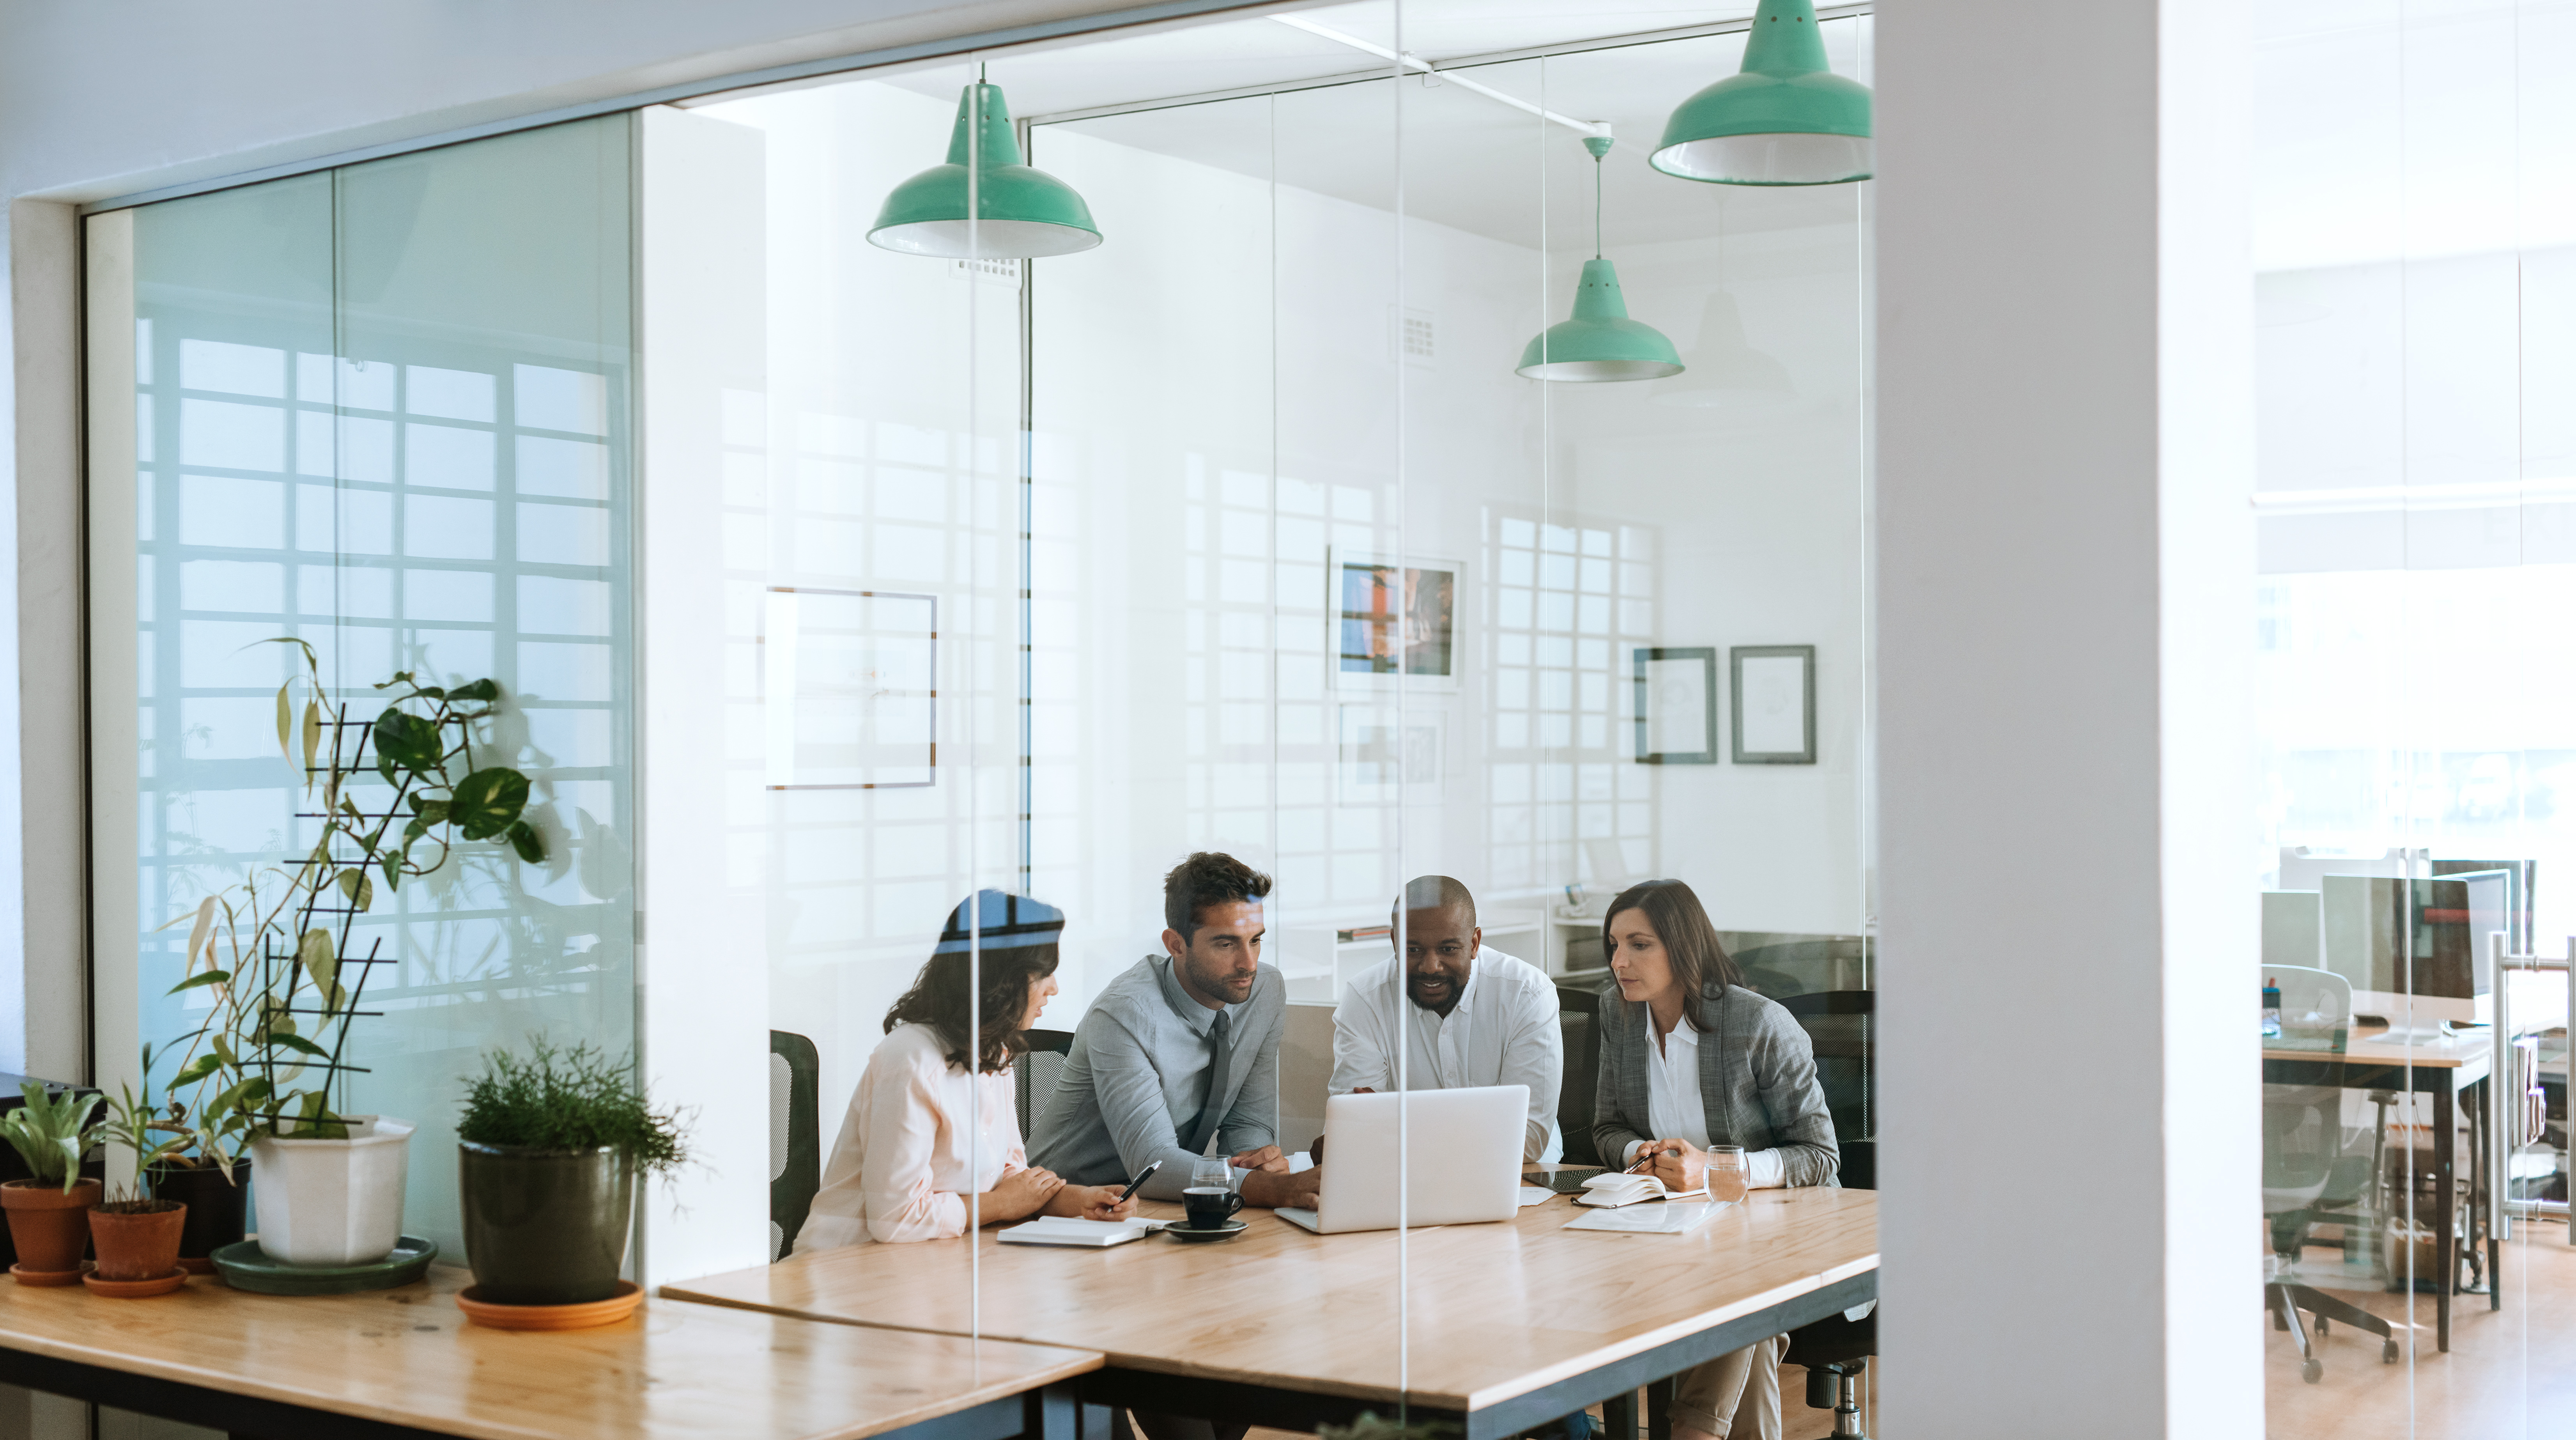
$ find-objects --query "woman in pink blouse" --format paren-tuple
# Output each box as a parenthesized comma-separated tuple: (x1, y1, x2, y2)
(795, 891, 1136, 1249)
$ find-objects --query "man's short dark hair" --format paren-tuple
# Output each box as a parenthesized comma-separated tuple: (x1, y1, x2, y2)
(1163, 852, 1274, 941)
(1392, 875, 1477, 928)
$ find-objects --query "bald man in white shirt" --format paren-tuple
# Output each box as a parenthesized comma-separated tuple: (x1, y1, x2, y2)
(1329, 875, 1565, 1163)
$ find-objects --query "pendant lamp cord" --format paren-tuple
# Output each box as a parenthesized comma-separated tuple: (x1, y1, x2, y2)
(1594, 152, 1604, 259)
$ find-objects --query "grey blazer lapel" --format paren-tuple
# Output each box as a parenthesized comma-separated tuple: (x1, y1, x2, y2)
(1697, 984, 1732, 1144)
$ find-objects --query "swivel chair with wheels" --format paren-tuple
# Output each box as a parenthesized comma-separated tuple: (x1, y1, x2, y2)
(2264, 1082, 2400, 1381)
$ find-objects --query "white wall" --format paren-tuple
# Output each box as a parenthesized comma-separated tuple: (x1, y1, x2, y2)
(1876, 0, 2260, 1435)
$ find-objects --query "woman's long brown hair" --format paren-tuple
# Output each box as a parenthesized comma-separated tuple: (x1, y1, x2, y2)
(883, 943, 1060, 1074)
(1602, 879, 1743, 1031)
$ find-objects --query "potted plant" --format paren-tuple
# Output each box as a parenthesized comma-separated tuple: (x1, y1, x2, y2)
(457, 1039, 689, 1305)
(136, 1041, 254, 1272)
(0, 1083, 102, 1282)
(87, 1068, 189, 1289)
(159, 642, 545, 1267)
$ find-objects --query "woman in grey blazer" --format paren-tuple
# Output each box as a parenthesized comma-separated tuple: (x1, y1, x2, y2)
(1592, 879, 1839, 1440)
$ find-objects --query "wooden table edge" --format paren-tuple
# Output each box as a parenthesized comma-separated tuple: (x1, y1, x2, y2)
(669, 1259, 1881, 1418)
(0, 1289, 1107, 1440)
(1455, 1261, 1880, 1413)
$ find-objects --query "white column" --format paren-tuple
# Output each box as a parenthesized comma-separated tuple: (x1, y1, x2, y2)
(636, 105, 772, 1286)
(1875, 0, 2259, 1433)
(7, 198, 85, 1086)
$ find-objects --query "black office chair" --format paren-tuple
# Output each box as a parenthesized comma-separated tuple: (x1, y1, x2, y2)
(1777, 990, 1874, 1151)
(1555, 985, 1606, 1168)
(1018, 1029, 1075, 1142)
(768, 1032, 821, 1261)
(1777, 990, 1877, 1440)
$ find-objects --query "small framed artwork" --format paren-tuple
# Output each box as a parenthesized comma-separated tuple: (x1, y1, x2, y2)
(1331, 549, 1462, 691)
(1632, 647, 1717, 765)
(762, 587, 937, 789)
(1731, 645, 1816, 764)
(1337, 703, 1447, 801)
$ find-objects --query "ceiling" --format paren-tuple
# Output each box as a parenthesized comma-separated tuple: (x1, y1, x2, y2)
(697, 2, 1873, 253)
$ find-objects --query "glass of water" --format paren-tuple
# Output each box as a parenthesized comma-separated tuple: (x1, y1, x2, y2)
(1707, 1144, 1749, 1203)
(1190, 1155, 1235, 1193)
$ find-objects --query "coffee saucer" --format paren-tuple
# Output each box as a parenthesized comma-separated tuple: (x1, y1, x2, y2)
(1163, 1219, 1248, 1243)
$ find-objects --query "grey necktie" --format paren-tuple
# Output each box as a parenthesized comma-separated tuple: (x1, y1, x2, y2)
(1181, 1010, 1233, 1155)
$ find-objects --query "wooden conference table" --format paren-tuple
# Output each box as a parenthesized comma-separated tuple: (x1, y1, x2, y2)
(0, 1263, 1101, 1440)
(666, 1181, 1880, 1440)
(2261, 1024, 2495, 1353)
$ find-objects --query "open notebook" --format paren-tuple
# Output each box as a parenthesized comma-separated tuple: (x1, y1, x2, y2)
(997, 1217, 1170, 1248)
(1576, 1173, 1709, 1208)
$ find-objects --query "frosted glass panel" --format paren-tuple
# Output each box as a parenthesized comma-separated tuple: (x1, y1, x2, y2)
(94, 115, 635, 1262)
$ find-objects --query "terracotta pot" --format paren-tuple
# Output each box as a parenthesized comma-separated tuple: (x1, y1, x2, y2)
(1, 1178, 101, 1276)
(88, 1201, 186, 1282)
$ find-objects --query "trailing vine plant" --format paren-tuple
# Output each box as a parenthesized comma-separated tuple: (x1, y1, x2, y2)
(156, 640, 547, 1151)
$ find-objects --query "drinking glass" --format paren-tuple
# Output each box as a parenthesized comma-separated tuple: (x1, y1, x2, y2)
(1707, 1144, 1749, 1203)
(1190, 1155, 1235, 1194)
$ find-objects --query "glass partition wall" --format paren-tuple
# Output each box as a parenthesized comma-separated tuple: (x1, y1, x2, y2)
(85, 117, 638, 1260)
(688, 0, 1873, 1425)
(2252, 1, 2566, 1430)
(80, 2, 1874, 1430)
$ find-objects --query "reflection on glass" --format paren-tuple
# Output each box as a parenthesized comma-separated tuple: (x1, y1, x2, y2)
(94, 115, 637, 1261)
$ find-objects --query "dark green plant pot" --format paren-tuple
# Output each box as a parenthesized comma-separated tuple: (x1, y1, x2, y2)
(458, 1142, 634, 1305)
(147, 1155, 251, 1263)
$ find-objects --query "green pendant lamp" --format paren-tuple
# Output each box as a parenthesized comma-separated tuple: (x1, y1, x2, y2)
(869, 77, 1102, 259)
(1650, 0, 1871, 186)
(1516, 137, 1685, 384)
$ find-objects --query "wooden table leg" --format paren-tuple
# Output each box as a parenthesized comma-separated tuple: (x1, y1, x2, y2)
(2436, 1070, 2454, 1353)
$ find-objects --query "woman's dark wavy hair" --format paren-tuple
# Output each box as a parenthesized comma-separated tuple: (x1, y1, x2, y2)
(883, 942, 1060, 1075)
(1602, 879, 1743, 1031)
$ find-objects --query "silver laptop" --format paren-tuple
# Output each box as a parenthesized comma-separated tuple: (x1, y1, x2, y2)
(1276, 1085, 1526, 1234)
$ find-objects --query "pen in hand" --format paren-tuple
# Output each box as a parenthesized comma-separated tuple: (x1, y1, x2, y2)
(1114, 1160, 1163, 1204)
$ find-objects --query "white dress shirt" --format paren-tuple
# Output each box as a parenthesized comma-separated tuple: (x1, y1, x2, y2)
(1330, 946, 1564, 1162)
(797, 1022, 1026, 1249)
(1625, 1013, 1787, 1188)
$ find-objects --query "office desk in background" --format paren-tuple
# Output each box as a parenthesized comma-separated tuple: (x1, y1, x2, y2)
(2262, 1026, 2496, 1353)
(0, 1263, 1101, 1440)
(664, 1185, 1878, 1440)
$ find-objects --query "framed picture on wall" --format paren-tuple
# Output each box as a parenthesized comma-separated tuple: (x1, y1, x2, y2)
(1731, 644, 1817, 764)
(762, 587, 937, 788)
(1337, 703, 1446, 801)
(1632, 647, 1718, 765)
(1331, 549, 1462, 691)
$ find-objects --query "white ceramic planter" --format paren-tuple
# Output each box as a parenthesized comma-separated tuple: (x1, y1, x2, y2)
(248, 1115, 414, 1266)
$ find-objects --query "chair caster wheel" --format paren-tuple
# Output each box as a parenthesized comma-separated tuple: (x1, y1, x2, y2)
(2315, 1316, 2328, 1334)
(2383, 1341, 2400, 1363)
(2303, 1359, 2323, 1384)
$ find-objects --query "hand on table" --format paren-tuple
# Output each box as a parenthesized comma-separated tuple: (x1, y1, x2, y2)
(1044, 1183, 1138, 1222)
(985, 1165, 1066, 1223)
(1236, 1159, 1322, 1209)
(1640, 1139, 1708, 1195)
(1230, 1144, 1292, 1174)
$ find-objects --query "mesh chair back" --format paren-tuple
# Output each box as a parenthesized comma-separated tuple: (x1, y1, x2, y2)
(1018, 1029, 1075, 1142)
(768, 1031, 820, 1261)
(1554, 985, 1605, 1168)
(1779, 988, 1874, 1145)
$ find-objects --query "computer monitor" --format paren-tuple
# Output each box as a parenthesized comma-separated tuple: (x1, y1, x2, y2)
(2261, 891, 2323, 973)
(2319, 870, 2510, 1026)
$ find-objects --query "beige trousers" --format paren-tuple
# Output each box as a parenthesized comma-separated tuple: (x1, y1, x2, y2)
(1671, 1335, 1785, 1439)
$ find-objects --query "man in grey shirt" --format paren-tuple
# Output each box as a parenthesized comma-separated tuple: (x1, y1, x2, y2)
(1031, 852, 1321, 1211)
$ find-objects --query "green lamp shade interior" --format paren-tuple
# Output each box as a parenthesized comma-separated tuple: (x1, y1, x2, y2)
(1650, 0, 1872, 186)
(869, 83, 1102, 259)
(1517, 259, 1685, 383)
